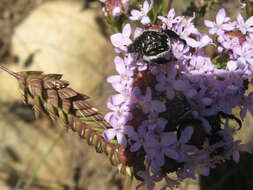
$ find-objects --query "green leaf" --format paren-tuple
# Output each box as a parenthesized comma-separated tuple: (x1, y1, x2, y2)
(79, 116, 104, 133)
(212, 54, 230, 69)
(246, 3, 253, 18)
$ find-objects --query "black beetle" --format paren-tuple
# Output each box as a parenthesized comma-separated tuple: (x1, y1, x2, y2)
(128, 29, 186, 64)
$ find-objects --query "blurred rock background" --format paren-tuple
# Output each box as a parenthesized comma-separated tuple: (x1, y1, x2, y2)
(0, 0, 252, 190)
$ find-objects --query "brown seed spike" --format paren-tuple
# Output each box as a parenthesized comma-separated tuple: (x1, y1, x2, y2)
(43, 74, 63, 80)
(0, 67, 134, 178)
(45, 103, 58, 121)
(58, 88, 78, 99)
(17, 81, 29, 104)
(33, 96, 43, 119)
(47, 89, 59, 107)
(101, 120, 111, 128)
(110, 152, 120, 166)
(20, 71, 43, 77)
(44, 80, 69, 89)
(73, 100, 91, 110)
(0, 66, 25, 82)
(76, 109, 97, 117)
(72, 117, 83, 132)
(88, 114, 104, 121)
(61, 99, 72, 113)
(43, 80, 58, 89)
(95, 140, 104, 153)
(58, 109, 68, 125)
(29, 78, 43, 97)
(67, 115, 75, 129)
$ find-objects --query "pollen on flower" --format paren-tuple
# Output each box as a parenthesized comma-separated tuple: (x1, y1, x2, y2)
(101, 0, 129, 18)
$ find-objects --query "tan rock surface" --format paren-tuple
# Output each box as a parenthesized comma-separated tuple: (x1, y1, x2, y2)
(0, 104, 129, 190)
(1, 0, 114, 112)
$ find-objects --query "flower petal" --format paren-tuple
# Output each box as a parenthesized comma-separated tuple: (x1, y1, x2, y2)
(103, 129, 116, 140)
(173, 80, 189, 91)
(168, 8, 175, 18)
(204, 20, 215, 28)
(165, 149, 179, 160)
(117, 133, 127, 146)
(130, 10, 141, 20)
(237, 13, 244, 25)
(107, 75, 121, 83)
(142, 1, 150, 13)
(110, 33, 123, 47)
(122, 23, 132, 37)
(245, 16, 253, 27)
(166, 88, 175, 100)
(130, 142, 142, 152)
(216, 8, 226, 25)
(141, 16, 151, 24)
(161, 133, 177, 145)
(114, 56, 126, 74)
(180, 127, 193, 143)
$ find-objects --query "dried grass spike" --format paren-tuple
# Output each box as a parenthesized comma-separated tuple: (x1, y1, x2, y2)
(73, 100, 91, 109)
(61, 99, 72, 113)
(44, 79, 69, 89)
(44, 103, 58, 121)
(0, 66, 135, 178)
(58, 109, 68, 125)
(58, 88, 78, 99)
(29, 78, 43, 97)
(43, 73, 63, 80)
(46, 89, 59, 107)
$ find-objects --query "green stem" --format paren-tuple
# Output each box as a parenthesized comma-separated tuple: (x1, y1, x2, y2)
(168, 0, 173, 9)
(15, 129, 64, 190)
(246, 3, 253, 18)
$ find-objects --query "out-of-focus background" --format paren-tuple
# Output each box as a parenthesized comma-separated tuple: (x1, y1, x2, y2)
(0, 0, 253, 190)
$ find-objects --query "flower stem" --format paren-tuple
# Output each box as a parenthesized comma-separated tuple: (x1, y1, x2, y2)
(168, 0, 173, 9)
(17, 129, 64, 190)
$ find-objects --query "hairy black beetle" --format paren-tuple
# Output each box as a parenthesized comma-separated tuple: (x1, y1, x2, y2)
(128, 29, 186, 64)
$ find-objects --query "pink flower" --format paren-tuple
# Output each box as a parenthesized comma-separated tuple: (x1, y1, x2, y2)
(158, 8, 184, 29)
(155, 65, 191, 99)
(175, 127, 198, 162)
(233, 42, 253, 68)
(205, 8, 235, 35)
(237, 13, 253, 34)
(129, 0, 151, 24)
(140, 87, 166, 114)
(175, 16, 200, 42)
(231, 141, 252, 163)
(240, 92, 253, 119)
(105, 6, 253, 190)
(104, 94, 132, 124)
(103, 119, 135, 147)
(110, 24, 132, 52)
(186, 34, 213, 48)
(107, 56, 134, 92)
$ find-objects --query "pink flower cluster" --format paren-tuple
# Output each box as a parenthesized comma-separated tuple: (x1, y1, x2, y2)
(104, 6, 252, 190)
(99, 0, 130, 17)
(99, 0, 153, 21)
